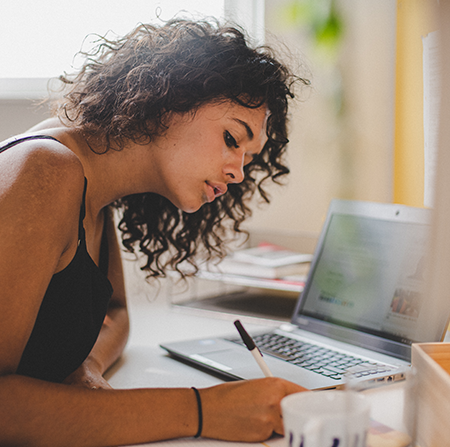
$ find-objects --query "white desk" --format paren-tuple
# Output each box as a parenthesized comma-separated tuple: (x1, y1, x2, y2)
(104, 285, 412, 447)
(105, 290, 287, 446)
(106, 345, 288, 447)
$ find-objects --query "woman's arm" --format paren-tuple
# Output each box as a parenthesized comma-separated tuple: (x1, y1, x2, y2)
(63, 208, 130, 389)
(0, 374, 305, 446)
(0, 140, 308, 446)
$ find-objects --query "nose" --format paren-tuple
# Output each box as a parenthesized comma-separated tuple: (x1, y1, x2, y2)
(224, 152, 245, 184)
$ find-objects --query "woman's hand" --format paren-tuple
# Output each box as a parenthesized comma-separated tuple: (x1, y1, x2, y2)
(199, 377, 309, 442)
(62, 358, 112, 390)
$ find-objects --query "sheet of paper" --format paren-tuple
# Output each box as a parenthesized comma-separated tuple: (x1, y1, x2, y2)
(423, 30, 441, 208)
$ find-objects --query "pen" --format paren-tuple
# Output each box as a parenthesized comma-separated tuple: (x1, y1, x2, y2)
(234, 319, 273, 377)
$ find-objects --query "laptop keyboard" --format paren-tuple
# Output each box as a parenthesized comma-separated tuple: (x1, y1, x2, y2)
(229, 332, 396, 381)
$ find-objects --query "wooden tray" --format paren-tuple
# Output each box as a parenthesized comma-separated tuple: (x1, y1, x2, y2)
(412, 343, 450, 446)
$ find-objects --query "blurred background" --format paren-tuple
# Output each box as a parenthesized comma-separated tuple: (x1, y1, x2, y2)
(0, 0, 437, 252)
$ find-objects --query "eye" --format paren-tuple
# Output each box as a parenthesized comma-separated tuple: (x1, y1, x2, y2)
(224, 130, 239, 149)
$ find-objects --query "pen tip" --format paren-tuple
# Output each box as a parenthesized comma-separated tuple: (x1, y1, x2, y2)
(233, 319, 255, 350)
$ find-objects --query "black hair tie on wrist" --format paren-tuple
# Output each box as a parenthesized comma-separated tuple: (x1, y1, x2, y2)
(191, 387, 203, 438)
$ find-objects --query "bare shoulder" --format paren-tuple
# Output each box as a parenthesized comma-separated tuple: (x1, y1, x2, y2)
(0, 136, 84, 195)
(0, 138, 87, 374)
(0, 137, 86, 250)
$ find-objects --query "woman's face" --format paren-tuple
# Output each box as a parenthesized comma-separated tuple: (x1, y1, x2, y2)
(151, 101, 269, 213)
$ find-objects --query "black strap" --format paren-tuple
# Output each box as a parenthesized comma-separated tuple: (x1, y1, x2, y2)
(79, 178, 109, 277)
(98, 210, 110, 276)
(0, 135, 61, 153)
(78, 178, 88, 241)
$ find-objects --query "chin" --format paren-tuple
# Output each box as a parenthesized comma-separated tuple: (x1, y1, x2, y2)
(181, 204, 203, 214)
(168, 192, 208, 214)
(175, 199, 204, 214)
(180, 194, 210, 213)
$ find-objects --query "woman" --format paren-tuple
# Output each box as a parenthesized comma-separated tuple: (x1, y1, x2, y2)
(0, 19, 309, 446)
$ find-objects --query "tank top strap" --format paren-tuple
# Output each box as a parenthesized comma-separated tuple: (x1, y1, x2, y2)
(98, 213, 109, 276)
(0, 135, 61, 153)
(78, 178, 88, 242)
(78, 177, 109, 276)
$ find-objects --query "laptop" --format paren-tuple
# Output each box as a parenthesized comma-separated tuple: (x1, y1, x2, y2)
(161, 199, 448, 390)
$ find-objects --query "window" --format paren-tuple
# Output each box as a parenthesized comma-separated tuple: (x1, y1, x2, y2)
(0, 0, 264, 98)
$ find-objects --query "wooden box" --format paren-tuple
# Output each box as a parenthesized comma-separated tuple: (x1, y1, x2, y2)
(411, 343, 450, 446)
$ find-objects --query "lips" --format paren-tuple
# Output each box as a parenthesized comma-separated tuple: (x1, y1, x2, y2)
(205, 181, 227, 202)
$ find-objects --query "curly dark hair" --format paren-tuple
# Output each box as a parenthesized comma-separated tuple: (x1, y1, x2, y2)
(56, 19, 309, 277)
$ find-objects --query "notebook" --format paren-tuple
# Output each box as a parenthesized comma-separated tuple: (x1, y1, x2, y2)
(161, 199, 448, 390)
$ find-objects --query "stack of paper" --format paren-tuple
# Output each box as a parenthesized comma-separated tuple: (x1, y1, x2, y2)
(202, 243, 313, 281)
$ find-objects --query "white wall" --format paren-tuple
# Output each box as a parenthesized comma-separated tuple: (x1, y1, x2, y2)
(245, 0, 397, 246)
(0, 1, 398, 254)
(0, 100, 50, 140)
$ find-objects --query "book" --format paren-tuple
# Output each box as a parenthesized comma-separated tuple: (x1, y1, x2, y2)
(197, 270, 305, 292)
(201, 243, 312, 280)
(232, 243, 313, 267)
(207, 257, 310, 279)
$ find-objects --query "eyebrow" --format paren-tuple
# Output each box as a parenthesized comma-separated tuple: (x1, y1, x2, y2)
(233, 118, 254, 140)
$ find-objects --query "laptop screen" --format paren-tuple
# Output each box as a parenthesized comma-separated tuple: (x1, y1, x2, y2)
(292, 200, 438, 359)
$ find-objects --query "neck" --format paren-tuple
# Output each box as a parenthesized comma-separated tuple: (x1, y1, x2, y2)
(63, 131, 161, 219)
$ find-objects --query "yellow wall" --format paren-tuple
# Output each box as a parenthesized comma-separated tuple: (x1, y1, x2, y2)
(394, 0, 438, 206)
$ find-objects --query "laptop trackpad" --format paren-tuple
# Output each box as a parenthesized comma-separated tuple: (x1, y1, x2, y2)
(192, 349, 254, 371)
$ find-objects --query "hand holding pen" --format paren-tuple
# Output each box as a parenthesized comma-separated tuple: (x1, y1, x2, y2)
(234, 319, 274, 378)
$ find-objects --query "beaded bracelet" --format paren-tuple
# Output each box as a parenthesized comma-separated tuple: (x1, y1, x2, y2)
(191, 387, 203, 438)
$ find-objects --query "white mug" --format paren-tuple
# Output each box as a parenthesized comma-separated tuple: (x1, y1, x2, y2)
(281, 390, 370, 447)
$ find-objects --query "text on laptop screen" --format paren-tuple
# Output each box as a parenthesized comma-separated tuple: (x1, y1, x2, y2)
(297, 213, 429, 345)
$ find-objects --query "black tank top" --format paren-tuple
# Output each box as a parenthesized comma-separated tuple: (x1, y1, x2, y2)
(1, 135, 113, 383)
